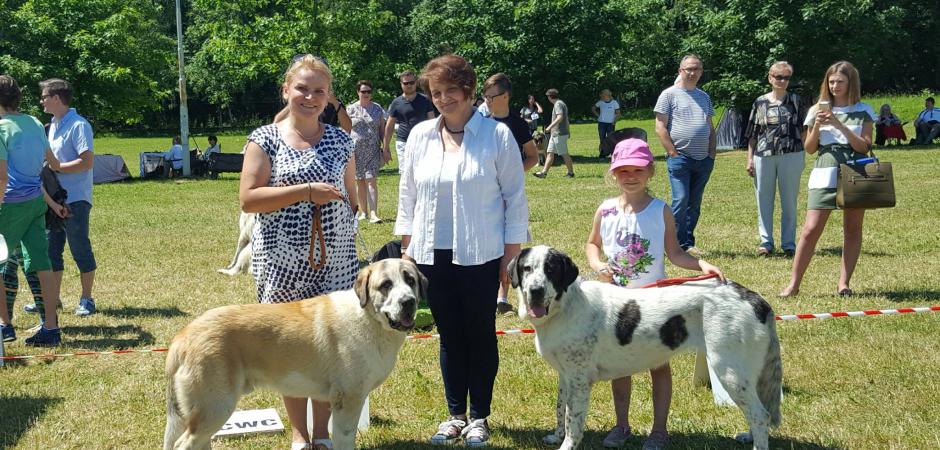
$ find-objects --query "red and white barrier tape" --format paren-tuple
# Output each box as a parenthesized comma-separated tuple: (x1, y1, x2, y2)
(2, 306, 938, 361)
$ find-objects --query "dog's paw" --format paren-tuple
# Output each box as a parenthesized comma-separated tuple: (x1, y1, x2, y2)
(542, 433, 563, 445)
(734, 431, 753, 444)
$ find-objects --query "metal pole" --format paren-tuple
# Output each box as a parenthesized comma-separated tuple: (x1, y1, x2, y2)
(175, 0, 191, 176)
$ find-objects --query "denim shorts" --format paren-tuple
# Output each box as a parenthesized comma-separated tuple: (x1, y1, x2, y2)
(47, 200, 97, 273)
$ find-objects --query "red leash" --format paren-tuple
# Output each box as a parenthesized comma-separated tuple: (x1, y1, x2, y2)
(639, 273, 720, 289)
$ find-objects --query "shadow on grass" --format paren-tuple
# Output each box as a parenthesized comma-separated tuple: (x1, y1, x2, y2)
(494, 427, 844, 450)
(877, 288, 940, 302)
(815, 246, 890, 257)
(60, 324, 155, 349)
(0, 395, 63, 448)
(360, 426, 844, 449)
(103, 305, 187, 319)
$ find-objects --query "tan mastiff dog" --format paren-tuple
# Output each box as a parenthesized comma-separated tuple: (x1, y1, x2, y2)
(163, 258, 425, 450)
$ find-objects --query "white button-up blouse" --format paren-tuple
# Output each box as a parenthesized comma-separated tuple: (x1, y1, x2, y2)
(394, 112, 529, 265)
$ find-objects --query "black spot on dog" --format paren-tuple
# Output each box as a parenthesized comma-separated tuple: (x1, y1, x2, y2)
(730, 282, 773, 324)
(659, 315, 688, 350)
(615, 301, 641, 345)
(545, 248, 579, 297)
(508, 248, 531, 289)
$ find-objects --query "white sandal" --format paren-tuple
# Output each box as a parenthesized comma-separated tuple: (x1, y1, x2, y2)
(290, 443, 312, 450)
(312, 438, 333, 450)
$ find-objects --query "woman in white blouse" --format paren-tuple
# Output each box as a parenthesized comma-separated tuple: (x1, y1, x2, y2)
(394, 54, 528, 447)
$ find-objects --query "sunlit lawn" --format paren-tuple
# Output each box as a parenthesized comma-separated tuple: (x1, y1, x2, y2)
(1, 94, 939, 449)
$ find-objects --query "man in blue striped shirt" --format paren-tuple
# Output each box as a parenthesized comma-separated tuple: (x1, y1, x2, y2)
(912, 97, 940, 145)
(653, 54, 717, 253)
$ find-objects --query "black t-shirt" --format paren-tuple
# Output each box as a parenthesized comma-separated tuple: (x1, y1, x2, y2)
(388, 93, 434, 141)
(321, 101, 345, 127)
(491, 113, 533, 160)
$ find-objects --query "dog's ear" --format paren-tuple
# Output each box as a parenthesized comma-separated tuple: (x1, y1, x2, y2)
(509, 248, 529, 289)
(355, 264, 372, 308)
(547, 248, 579, 292)
(561, 251, 580, 289)
(414, 264, 429, 305)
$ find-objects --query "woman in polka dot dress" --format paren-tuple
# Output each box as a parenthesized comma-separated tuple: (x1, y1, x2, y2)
(239, 54, 358, 450)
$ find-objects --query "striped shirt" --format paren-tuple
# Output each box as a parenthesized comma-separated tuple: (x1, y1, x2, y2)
(917, 108, 940, 124)
(654, 86, 714, 160)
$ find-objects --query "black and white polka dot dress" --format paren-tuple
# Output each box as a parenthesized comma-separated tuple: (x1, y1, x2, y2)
(248, 124, 359, 303)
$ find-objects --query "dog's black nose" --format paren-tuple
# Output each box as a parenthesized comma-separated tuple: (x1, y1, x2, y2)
(400, 297, 416, 312)
(529, 287, 544, 299)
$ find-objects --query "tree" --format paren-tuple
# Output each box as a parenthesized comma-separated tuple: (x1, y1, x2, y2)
(0, 0, 176, 125)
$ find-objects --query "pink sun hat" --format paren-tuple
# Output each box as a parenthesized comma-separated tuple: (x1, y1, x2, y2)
(610, 138, 653, 171)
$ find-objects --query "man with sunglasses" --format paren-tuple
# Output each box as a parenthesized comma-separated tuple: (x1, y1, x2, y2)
(28, 78, 99, 325)
(384, 70, 435, 173)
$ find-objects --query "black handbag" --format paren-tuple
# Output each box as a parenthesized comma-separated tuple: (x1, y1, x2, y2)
(836, 149, 895, 209)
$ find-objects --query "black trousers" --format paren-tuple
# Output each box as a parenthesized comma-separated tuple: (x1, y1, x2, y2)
(418, 250, 500, 419)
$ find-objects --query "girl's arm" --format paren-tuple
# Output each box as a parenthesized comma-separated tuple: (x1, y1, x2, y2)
(662, 207, 724, 280)
(239, 141, 343, 213)
(803, 107, 823, 154)
(585, 207, 613, 283)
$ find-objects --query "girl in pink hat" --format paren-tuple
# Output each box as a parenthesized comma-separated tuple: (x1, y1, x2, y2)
(585, 138, 723, 450)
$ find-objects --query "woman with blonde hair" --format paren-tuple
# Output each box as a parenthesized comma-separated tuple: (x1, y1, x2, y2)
(744, 61, 805, 257)
(240, 54, 359, 450)
(780, 61, 875, 297)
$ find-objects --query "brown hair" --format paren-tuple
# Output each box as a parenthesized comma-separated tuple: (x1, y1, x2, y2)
(545, 88, 559, 99)
(482, 73, 512, 95)
(399, 70, 416, 81)
(419, 54, 476, 100)
(356, 80, 372, 91)
(39, 78, 73, 105)
(0, 75, 22, 110)
(817, 61, 861, 106)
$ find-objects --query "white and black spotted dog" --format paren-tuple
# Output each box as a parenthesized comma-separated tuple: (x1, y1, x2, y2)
(509, 246, 783, 450)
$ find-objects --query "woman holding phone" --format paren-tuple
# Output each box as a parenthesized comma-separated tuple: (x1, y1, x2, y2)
(779, 61, 875, 297)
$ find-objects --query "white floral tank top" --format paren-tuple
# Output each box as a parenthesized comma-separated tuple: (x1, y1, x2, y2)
(598, 197, 667, 288)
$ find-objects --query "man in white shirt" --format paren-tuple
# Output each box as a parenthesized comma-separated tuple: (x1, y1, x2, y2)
(592, 89, 620, 158)
(912, 97, 940, 145)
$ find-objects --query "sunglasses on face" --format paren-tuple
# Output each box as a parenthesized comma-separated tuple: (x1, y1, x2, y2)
(483, 91, 505, 100)
(359, 89, 372, 94)
(401, 80, 416, 86)
(772, 75, 791, 81)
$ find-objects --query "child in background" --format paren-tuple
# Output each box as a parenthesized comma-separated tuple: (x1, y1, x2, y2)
(585, 138, 723, 450)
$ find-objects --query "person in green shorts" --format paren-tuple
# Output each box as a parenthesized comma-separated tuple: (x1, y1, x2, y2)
(779, 61, 875, 298)
(0, 74, 63, 346)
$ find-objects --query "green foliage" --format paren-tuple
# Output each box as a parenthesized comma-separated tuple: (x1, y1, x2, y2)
(0, 0, 175, 125)
(2, 0, 938, 126)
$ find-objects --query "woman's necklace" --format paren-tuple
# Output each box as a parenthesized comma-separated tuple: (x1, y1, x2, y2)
(293, 123, 323, 142)
(443, 120, 464, 134)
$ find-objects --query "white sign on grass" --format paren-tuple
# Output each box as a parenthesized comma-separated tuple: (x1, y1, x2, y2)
(213, 408, 284, 438)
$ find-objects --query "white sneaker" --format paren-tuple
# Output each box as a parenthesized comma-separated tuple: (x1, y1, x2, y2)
(430, 417, 467, 445)
(461, 418, 490, 447)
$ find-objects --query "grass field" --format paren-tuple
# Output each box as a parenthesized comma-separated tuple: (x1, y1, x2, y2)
(2, 93, 939, 449)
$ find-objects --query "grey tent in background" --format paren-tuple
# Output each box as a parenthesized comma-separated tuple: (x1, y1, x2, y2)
(716, 108, 748, 150)
(93, 154, 131, 184)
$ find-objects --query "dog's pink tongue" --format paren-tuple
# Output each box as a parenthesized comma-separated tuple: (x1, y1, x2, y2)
(528, 306, 547, 318)
(401, 316, 415, 327)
